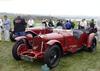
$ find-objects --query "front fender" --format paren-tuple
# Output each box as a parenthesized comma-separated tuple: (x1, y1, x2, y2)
(46, 40, 61, 46)
(46, 40, 64, 56)
(87, 33, 96, 48)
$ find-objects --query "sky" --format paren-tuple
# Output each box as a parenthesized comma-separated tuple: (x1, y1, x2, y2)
(0, 0, 100, 16)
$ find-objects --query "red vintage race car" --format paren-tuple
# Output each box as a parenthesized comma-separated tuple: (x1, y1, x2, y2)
(12, 27, 97, 68)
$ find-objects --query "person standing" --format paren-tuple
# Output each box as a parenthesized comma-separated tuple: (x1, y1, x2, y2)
(27, 18, 34, 28)
(13, 16, 27, 38)
(69, 20, 75, 29)
(90, 19, 95, 28)
(89, 19, 97, 34)
(48, 19, 54, 27)
(56, 20, 63, 27)
(3, 15, 11, 41)
(64, 20, 72, 29)
(73, 20, 78, 29)
(79, 19, 87, 29)
(0, 17, 3, 41)
(42, 19, 48, 27)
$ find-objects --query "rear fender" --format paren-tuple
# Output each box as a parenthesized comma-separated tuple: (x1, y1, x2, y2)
(87, 33, 95, 48)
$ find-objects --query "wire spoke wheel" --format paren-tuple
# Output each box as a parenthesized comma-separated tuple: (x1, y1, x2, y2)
(44, 45, 61, 68)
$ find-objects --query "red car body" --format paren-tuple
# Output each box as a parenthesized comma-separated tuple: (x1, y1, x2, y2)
(26, 27, 53, 34)
(12, 27, 97, 68)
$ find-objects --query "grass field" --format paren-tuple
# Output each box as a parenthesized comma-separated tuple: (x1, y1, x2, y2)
(0, 41, 100, 71)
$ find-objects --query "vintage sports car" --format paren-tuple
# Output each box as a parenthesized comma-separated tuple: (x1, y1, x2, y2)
(12, 27, 97, 68)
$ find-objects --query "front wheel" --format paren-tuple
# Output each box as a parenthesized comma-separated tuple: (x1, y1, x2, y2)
(44, 45, 61, 68)
(88, 37, 97, 52)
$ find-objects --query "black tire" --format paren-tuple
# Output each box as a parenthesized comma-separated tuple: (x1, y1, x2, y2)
(44, 45, 61, 68)
(12, 39, 28, 60)
(88, 37, 97, 52)
(10, 31, 16, 42)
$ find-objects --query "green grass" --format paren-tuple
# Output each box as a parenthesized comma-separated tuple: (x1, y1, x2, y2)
(0, 41, 100, 71)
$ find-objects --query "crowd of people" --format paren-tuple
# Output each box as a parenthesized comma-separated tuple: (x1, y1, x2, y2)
(41, 18, 97, 30)
(0, 15, 97, 41)
(0, 15, 27, 41)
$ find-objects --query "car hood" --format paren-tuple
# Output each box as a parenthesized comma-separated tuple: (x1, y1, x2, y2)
(39, 33, 63, 40)
(26, 27, 53, 35)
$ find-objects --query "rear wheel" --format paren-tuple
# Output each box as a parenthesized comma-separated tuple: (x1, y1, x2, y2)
(88, 37, 97, 52)
(12, 39, 29, 60)
(44, 45, 61, 68)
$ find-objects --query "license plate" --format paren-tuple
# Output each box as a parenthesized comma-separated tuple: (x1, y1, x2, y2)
(21, 55, 34, 62)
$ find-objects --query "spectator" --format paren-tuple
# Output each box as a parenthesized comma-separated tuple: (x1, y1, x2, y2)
(27, 18, 34, 27)
(90, 19, 95, 28)
(73, 20, 78, 29)
(64, 20, 72, 29)
(0, 17, 3, 41)
(13, 16, 27, 38)
(48, 19, 54, 27)
(42, 19, 48, 27)
(79, 19, 87, 29)
(56, 20, 63, 27)
(69, 20, 75, 29)
(88, 19, 97, 34)
(3, 15, 11, 41)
